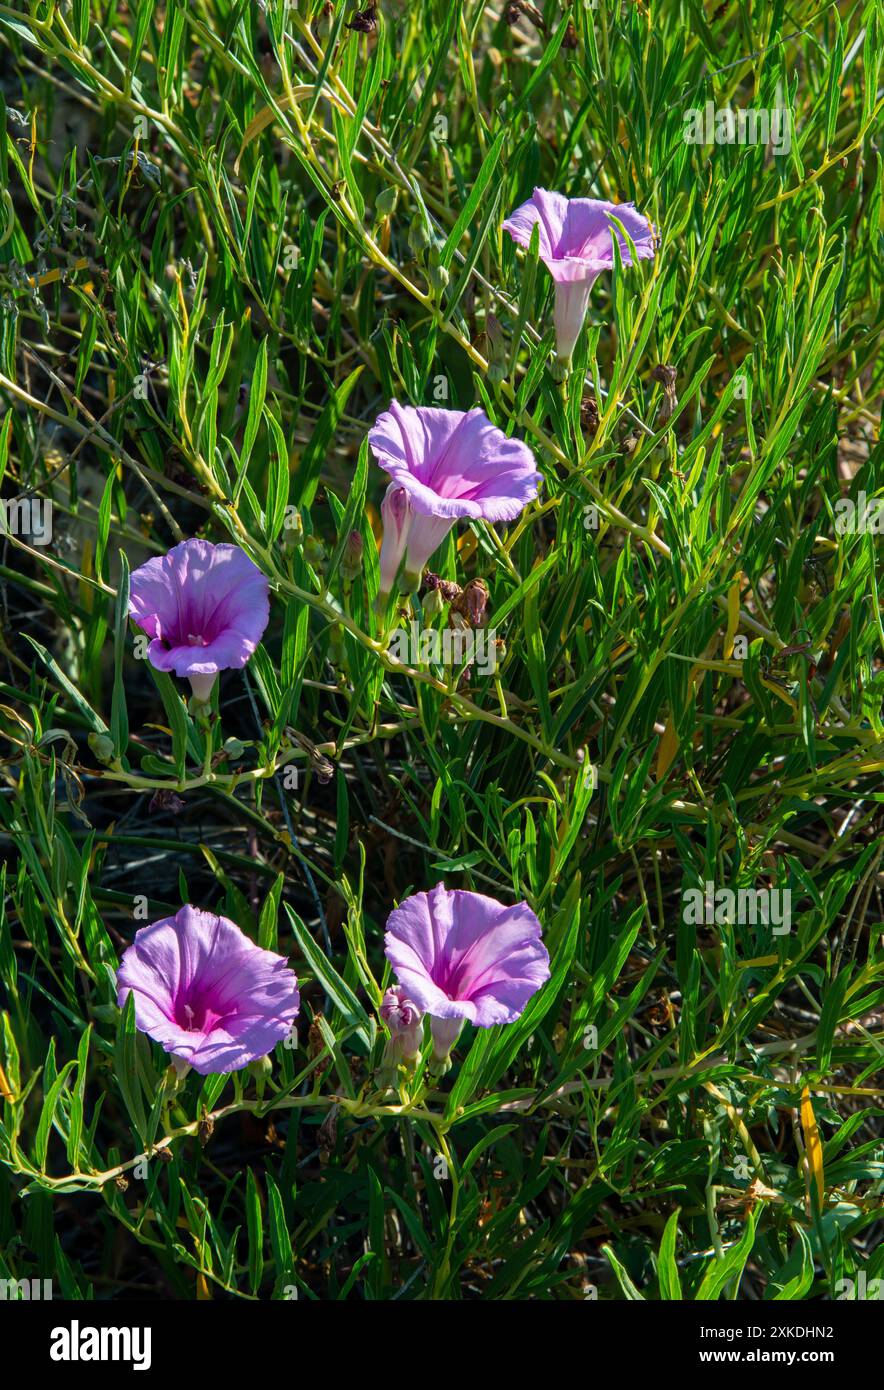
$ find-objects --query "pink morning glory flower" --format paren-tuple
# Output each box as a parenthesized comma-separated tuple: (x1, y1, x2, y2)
(369, 403, 541, 595)
(384, 884, 550, 1068)
(116, 905, 300, 1075)
(128, 538, 270, 701)
(503, 189, 656, 363)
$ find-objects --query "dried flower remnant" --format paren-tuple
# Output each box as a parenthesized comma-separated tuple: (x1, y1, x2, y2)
(562, 19, 579, 49)
(580, 395, 600, 432)
(347, 3, 378, 33)
(650, 364, 678, 424)
(450, 577, 490, 628)
(149, 788, 186, 815)
(423, 572, 465, 604)
(504, 1, 546, 31)
(423, 573, 490, 628)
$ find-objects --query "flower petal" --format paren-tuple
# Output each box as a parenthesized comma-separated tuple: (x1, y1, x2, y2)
(502, 187, 569, 261)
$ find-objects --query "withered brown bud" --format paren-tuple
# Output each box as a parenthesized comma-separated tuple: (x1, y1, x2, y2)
(508, 0, 546, 30)
(450, 578, 490, 628)
(650, 364, 678, 423)
(424, 572, 463, 603)
(318, 1104, 339, 1156)
(308, 1013, 332, 1075)
(580, 395, 599, 432)
(347, 3, 378, 32)
(562, 19, 579, 49)
(198, 1112, 215, 1147)
(149, 788, 186, 815)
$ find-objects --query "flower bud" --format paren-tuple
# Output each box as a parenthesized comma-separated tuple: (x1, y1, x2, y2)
(428, 1016, 464, 1075)
(303, 534, 327, 571)
(380, 986, 424, 1061)
(428, 262, 450, 294)
(248, 1053, 273, 1099)
(408, 214, 432, 256)
(283, 507, 304, 547)
(88, 731, 116, 764)
(378, 485, 411, 598)
(422, 585, 445, 621)
(340, 529, 364, 582)
(375, 186, 398, 218)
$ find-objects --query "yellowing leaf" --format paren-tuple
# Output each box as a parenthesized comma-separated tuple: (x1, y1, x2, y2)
(723, 570, 743, 659)
(0, 1061, 14, 1102)
(656, 662, 703, 780)
(457, 531, 478, 563)
(800, 1083, 824, 1212)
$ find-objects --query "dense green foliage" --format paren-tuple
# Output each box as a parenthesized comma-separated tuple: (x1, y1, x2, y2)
(0, 0, 882, 1301)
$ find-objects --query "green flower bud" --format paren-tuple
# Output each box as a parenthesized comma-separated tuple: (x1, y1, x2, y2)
(283, 506, 304, 547)
(340, 529, 364, 582)
(303, 534, 327, 570)
(408, 214, 432, 256)
(375, 186, 399, 218)
(88, 732, 116, 764)
(422, 586, 445, 620)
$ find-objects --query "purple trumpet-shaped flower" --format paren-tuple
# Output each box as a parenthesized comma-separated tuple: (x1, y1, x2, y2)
(116, 905, 300, 1075)
(503, 189, 656, 363)
(369, 403, 540, 595)
(384, 884, 550, 1068)
(128, 538, 270, 702)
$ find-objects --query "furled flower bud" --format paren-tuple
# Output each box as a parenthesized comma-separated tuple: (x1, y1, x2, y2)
(283, 507, 304, 547)
(303, 534, 327, 571)
(378, 484, 411, 599)
(88, 731, 116, 764)
(428, 262, 450, 294)
(380, 986, 424, 1061)
(340, 529, 364, 582)
(408, 214, 432, 256)
(422, 585, 445, 621)
(428, 1016, 465, 1075)
(375, 186, 398, 219)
